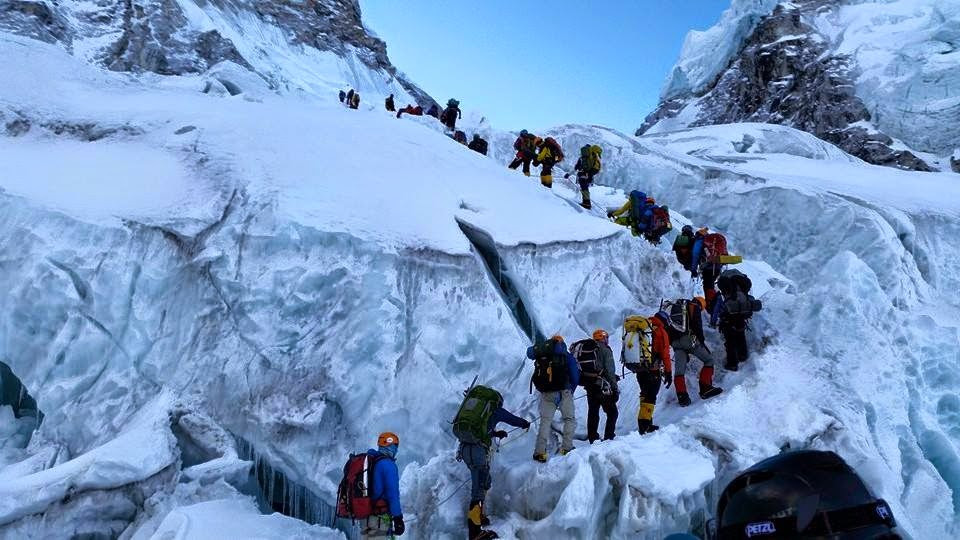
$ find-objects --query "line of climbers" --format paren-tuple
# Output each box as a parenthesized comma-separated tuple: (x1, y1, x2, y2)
(508, 130, 602, 209)
(339, 88, 361, 109)
(334, 261, 762, 539)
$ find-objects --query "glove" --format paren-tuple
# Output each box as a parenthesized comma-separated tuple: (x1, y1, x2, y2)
(393, 515, 405, 536)
(521, 419, 531, 430)
(663, 371, 672, 388)
(493, 430, 508, 439)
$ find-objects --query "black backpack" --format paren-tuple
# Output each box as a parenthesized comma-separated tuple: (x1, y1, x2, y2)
(661, 300, 690, 334)
(570, 339, 602, 387)
(717, 269, 752, 296)
(531, 338, 569, 392)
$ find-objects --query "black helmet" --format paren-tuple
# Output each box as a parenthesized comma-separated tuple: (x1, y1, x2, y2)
(714, 450, 898, 539)
(682, 225, 694, 235)
(520, 129, 528, 136)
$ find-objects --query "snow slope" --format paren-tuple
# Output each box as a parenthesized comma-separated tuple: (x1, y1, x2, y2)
(1, 21, 960, 540)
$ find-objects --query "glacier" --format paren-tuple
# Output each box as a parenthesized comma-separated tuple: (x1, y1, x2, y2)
(0, 15, 959, 540)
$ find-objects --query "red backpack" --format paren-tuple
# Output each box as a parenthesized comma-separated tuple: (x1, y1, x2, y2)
(543, 137, 564, 160)
(650, 207, 671, 231)
(702, 233, 729, 264)
(336, 453, 389, 519)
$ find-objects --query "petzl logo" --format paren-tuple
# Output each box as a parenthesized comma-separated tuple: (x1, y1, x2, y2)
(745, 521, 777, 537)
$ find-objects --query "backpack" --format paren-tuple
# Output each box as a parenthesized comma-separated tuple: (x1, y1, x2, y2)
(580, 145, 602, 174)
(519, 134, 537, 154)
(702, 233, 729, 264)
(621, 316, 655, 373)
(336, 453, 389, 519)
(531, 338, 569, 392)
(649, 206, 672, 234)
(723, 290, 763, 316)
(571, 339, 602, 386)
(628, 191, 647, 227)
(661, 300, 690, 334)
(452, 385, 503, 447)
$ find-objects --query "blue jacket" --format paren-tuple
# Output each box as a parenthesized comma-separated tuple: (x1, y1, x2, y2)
(690, 235, 705, 274)
(367, 449, 402, 517)
(526, 341, 581, 390)
(489, 407, 527, 431)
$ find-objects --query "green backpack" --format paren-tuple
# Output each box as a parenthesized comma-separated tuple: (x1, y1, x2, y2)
(452, 385, 503, 446)
(580, 145, 602, 174)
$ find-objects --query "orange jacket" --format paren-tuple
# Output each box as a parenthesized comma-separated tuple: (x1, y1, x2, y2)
(649, 316, 672, 373)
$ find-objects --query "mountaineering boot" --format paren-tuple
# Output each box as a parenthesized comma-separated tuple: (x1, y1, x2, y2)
(677, 392, 691, 407)
(532, 452, 548, 463)
(559, 447, 573, 456)
(540, 174, 553, 188)
(468, 500, 499, 539)
(699, 366, 723, 399)
(638, 402, 658, 434)
(524, 171, 531, 177)
(724, 362, 739, 372)
(580, 189, 591, 209)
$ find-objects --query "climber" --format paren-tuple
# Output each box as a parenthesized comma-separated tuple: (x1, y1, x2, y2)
(345, 89, 355, 107)
(385, 93, 395, 112)
(688, 228, 733, 309)
(440, 98, 462, 131)
(571, 329, 619, 443)
(426, 103, 441, 119)
(396, 104, 423, 119)
(452, 130, 468, 145)
(468, 134, 489, 156)
(452, 385, 530, 540)
(508, 130, 540, 176)
(528, 335, 580, 462)
(336, 432, 405, 538)
(350, 91, 361, 110)
(608, 192, 672, 243)
(339, 90, 347, 104)
(568, 144, 602, 209)
(673, 225, 696, 270)
(620, 315, 672, 434)
(534, 136, 564, 188)
(714, 450, 900, 539)
(712, 269, 762, 371)
(656, 297, 722, 407)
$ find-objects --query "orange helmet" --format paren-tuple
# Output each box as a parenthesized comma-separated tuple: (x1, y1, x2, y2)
(592, 329, 609, 341)
(693, 296, 707, 311)
(646, 197, 655, 204)
(378, 432, 400, 447)
(698, 227, 709, 236)
(551, 334, 564, 343)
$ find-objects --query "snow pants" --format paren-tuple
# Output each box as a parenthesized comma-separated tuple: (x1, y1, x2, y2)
(535, 389, 575, 454)
(508, 154, 533, 175)
(460, 442, 493, 502)
(673, 344, 714, 376)
(577, 172, 595, 207)
(636, 369, 661, 432)
(586, 387, 618, 442)
(701, 264, 723, 308)
(361, 515, 394, 538)
(721, 324, 749, 368)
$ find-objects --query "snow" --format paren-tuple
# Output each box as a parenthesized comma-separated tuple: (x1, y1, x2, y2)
(1, 21, 959, 540)
(149, 498, 342, 540)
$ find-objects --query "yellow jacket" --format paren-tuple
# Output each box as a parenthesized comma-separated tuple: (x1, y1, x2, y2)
(609, 199, 632, 218)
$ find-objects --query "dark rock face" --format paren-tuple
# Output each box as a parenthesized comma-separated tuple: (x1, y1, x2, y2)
(0, 0, 436, 108)
(639, 3, 932, 172)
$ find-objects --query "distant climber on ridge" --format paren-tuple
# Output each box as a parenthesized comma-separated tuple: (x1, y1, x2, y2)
(426, 103, 441, 119)
(468, 134, 489, 155)
(336, 432, 405, 538)
(385, 93, 395, 112)
(620, 315, 672, 434)
(656, 297, 722, 407)
(534, 136, 564, 188)
(452, 384, 530, 540)
(349, 91, 361, 110)
(572, 329, 619, 443)
(440, 98, 462, 131)
(528, 335, 580, 462)
(508, 130, 540, 176)
(396, 104, 423, 118)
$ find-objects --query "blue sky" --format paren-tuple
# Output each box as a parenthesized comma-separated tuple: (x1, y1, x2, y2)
(360, 0, 731, 134)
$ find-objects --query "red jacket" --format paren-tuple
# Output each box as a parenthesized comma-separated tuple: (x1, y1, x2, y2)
(649, 316, 672, 373)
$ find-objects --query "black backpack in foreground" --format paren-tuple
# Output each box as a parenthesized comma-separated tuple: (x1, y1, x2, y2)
(531, 338, 569, 393)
